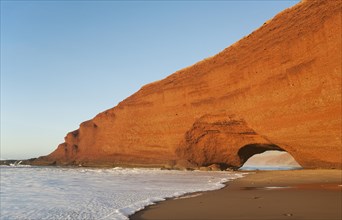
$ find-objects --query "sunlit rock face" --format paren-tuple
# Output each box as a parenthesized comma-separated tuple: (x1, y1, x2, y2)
(175, 113, 284, 169)
(35, 0, 341, 169)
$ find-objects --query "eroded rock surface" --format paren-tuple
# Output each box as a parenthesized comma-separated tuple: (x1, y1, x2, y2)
(35, 0, 341, 169)
(176, 113, 283, 169)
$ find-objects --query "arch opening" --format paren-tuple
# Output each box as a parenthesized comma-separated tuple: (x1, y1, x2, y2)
(238, 143, 302, 170)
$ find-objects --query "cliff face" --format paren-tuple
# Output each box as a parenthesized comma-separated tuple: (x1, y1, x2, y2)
(37, 0, 341, 169)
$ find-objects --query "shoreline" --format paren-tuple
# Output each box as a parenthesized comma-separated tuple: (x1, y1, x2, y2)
(130, 169, 342, 220)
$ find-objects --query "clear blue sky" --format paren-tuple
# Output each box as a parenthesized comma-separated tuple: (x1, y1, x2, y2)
(1, 0, 299, 159)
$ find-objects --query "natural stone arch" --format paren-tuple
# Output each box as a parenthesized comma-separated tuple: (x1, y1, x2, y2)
(237, 143, 285, 165)
(176, 113, 294, 169)
(240, 149, 302, 170)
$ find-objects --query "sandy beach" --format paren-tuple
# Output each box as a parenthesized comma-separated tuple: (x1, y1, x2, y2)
(130, 169, 342, 220)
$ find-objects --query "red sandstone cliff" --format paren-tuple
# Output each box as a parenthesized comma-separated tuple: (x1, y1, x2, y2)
(36, 0, 342, 169)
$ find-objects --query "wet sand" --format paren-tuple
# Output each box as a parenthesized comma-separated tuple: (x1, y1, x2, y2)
(130, 169, 342, 220)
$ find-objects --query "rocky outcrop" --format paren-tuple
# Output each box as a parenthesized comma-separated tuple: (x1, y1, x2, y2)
(176, 113, 284, 169)
(35, 0, 341, 169)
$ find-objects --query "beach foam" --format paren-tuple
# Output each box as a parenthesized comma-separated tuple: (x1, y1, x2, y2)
(0, 166, 245, 220)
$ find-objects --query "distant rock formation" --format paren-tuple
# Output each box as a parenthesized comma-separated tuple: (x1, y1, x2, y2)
(35, 0, 341, 169)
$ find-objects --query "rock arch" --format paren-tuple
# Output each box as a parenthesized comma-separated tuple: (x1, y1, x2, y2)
(240, 149, 302, 170)
(237, 143, 284, 165)
(176, 113, 297, 169)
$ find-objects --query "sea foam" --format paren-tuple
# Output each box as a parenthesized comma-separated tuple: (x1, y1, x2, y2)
(0, 166, 245, 220)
